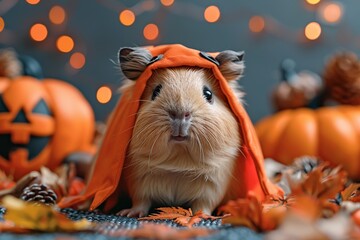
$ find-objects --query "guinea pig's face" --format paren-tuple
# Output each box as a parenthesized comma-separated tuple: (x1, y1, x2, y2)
(130, 67, 241, 164)
(119, 47, 245, 166)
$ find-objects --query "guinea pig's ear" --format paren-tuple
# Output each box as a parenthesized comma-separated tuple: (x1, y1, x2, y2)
(215, 50, 245, 81)
(118, 47, 152, 80)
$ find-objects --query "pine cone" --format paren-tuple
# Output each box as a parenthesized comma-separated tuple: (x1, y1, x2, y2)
(20, 183, 57, 206)
(0, 48, 23, 78)
(323, 52, 360, 105)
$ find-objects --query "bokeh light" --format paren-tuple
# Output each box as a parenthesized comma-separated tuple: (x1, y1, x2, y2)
(204, 5, 220, 23)
(96, 86, 112, 104)
(321, 2, 343, 23)
(249, 16, 265, 33)
(143, 23, 159, 40)
(305, 22, 322, 40)
(161, 0, 174, 7)
(0, 17, 4, 32)
(306, 0, 321, 5)
(30, 23, 48, 42)
(49, 5, 66, 25)
(70, 52, 86, 69)
(26, 0, 40, 5)
(56, 35, 74, 53)
(119, 10, 135, 26)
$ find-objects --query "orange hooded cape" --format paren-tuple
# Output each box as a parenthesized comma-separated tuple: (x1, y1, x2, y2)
(58, 44, 282, 211)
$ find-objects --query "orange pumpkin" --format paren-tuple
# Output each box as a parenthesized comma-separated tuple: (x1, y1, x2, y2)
(255, 106, 360, 179)
(0, 76, 95, 180)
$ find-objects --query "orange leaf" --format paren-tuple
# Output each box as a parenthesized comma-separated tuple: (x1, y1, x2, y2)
(0, 170, 15, 191)
(341, 183, 360, 202)
(139, 207, 222, 228)
(1, 196, 94, 232)
(68, 178, 86, 196)
(290, 163, 347, 201)
(219, 195, 286, 231)
(0, 221, 30, 233)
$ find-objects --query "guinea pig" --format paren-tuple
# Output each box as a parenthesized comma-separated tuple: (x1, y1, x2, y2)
(117, 47, 245, 217)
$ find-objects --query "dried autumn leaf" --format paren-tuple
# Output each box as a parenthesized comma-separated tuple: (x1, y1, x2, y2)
(219, 196, 262, 230)
(0, 221, 30, 233)
(341, 183, 360, 202)
(0, 171, 40, 199)
(220, 195, 286, 231)
(287, 163, 346, 219)
(1, 196, 93, 232)
(290, 163, 347, 200)
(139, 207, 222, 228)
(103, 223, 212, 239)
(0, 170, 15, 191)
(41, 167, 67, 199)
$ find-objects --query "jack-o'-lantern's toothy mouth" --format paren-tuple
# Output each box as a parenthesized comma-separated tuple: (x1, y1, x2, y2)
(0, 134, 50, 161)
(0, 95, 53, 162)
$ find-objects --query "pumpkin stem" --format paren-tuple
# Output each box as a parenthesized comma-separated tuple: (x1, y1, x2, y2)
(0, 48, 22, 79)
(0, 48, 43, 79)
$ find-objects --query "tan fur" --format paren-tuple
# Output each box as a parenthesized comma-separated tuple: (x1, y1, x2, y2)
(120, 67, 242, 216)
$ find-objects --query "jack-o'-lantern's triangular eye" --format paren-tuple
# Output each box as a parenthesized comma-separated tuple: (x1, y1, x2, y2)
(0, 95, 10, 113)
(32, 99, 51, 115)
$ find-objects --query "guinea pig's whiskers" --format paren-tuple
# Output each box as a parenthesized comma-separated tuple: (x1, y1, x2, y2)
(115, 125, 135, 137)
(193, 130, 205, 163)
(202, 130, 216, 157)
(148, 129, 164, 167)
(131, 121, 154, 142)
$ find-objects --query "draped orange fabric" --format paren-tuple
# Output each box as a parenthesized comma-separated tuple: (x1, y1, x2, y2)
(58, 44, 282, 211)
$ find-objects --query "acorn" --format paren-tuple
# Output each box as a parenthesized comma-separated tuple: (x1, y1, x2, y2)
(323, 52, 360, 105)
(20, 183, 57, 206)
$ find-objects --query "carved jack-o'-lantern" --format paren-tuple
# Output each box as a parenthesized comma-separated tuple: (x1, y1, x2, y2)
(0, 76, 95, 180)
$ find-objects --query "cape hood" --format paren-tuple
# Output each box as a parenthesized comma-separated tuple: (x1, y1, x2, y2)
(58, 44, 282, 211)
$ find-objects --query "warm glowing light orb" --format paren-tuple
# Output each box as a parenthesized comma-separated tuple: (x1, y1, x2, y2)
(321, 2, 343, 23)
(49, 5, 66, 24)
(70, 52, 86, 69)
(306, 0, 321, 5)
(249, 16, 265, 33)
(143, 23, 159, 40)
(26, 0, 40, 5)
(305, 22, 322, 40)
(0, 17, 4, 32)
(161, 0, 174, 7)
(30, 23, 48, 42)
(119, 10, 135, 26)
(204, 5, 220, 23)
(56, 35, 74, 53)
(97, 86, 112, 104)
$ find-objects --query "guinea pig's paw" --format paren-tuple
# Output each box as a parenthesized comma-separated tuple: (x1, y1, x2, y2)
(117, 207, 149, 218)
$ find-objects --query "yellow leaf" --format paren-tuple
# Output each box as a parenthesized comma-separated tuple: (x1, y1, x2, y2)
(1, 196, 93, 232)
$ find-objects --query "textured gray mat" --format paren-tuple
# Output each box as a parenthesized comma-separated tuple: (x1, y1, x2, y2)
(0, 207, 263, 239)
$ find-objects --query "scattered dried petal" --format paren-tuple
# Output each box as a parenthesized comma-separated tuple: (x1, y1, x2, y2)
(139, 207, 222, 228)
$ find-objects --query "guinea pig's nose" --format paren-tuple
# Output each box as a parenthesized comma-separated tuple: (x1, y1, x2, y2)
(169, 110, 191, 120)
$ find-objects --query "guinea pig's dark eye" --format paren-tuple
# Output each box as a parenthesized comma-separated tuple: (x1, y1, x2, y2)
(151, 84, 162, 100)
(203, 86, 213, 104)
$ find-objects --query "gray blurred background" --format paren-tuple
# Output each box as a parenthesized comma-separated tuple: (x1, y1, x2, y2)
(1, 0, 359, 123)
